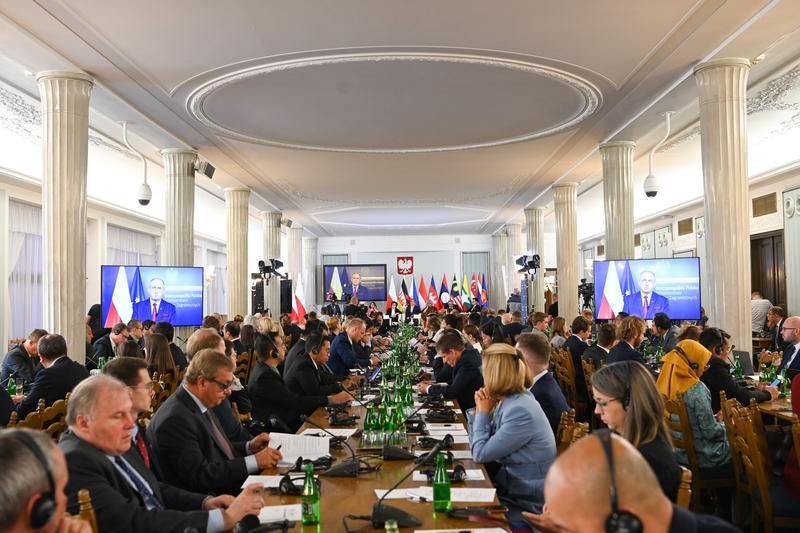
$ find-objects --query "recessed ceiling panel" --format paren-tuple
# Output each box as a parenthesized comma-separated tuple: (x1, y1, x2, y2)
(313, 205, 492, 227)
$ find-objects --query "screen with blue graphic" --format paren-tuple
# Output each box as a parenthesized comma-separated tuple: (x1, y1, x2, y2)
(593, 258, 701, 321)
(323, 264, 387, 302)
(101, 266, 204, 327)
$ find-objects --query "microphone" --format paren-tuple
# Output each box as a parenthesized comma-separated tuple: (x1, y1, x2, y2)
(268, 415, 292, 434)
(381, 398, 437, 461)
(233, 515, 295, 533)
(299, 415, 361, 477)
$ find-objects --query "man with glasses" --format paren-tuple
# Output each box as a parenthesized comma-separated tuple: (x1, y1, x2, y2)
(698, 327, 777, 413)
(776, 316, 800, 373)
(148, 348, 283, 495)
(127, 319, 145, 350)
(93, 322, 131, 362)
(133, 278, 177, 325)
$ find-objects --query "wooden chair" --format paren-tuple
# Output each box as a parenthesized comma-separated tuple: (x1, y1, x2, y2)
(231, 401, 252, 422)
(78, 489, 99, 533)
(283, 334, 292, 352)
(581, 358, 604, 429)
(557, 348, 589, 420)
(757, 350, 783, 372)
(234, 352, 250, 382)
(732, 406, 800, 533)
(7, 399, 46, 430)
(676, 466, 693, 509)
(555, 409, 577, 455)
(41, 393, 70, 442)
(719, 392, 754, 527)
(7, 338, 25, 352)
(150, 374, 171, 414)
(569, 422, 589, 444)
(174, 367, 187, 392)
(664, 391, 735, 514)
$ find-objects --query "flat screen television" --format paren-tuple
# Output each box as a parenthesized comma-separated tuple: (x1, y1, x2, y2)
(323, 264, 387, 302)
(593, 258, 701, 321)
(101, 265, 204, 327)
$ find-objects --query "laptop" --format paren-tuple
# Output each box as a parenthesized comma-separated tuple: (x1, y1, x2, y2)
(733, 350, 754, 376)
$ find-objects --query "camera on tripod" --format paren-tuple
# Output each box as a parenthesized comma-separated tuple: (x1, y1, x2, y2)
(578, 278, 595, 308)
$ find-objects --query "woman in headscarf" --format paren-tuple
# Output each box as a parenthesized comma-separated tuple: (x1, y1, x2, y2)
(656, 339, 731, 469)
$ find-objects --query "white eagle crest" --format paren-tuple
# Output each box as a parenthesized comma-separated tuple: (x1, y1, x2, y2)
(397, 258, 413, 274)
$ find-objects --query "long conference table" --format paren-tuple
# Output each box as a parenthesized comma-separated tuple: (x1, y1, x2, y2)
(256, 398, 501, 532)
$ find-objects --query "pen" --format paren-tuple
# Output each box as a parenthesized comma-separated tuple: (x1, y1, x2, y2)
(406, 492, 429, 502)
(276, 444, 283, 451)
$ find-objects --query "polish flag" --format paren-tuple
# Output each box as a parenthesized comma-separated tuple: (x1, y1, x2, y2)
(597, 261, 624, 320)
(291, 275, 307, 325)
(386, 276, 398, 312)
(105, 267, 133, 327)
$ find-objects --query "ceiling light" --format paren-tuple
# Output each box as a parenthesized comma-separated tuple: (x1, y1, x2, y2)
(119, 121, 151, 206)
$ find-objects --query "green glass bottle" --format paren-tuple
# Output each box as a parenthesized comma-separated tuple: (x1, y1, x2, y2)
(364, 403, 377, 447)
(384, 406, 396, 444)
(376, 405, 388, 446)
(734, 355, 743, 379)
(7, 377, 16, 396)
(432, 453, 451, 512)
(779, 369, 789, 393)
(384, 519, 400, 533)
(301, 463, 320, 525)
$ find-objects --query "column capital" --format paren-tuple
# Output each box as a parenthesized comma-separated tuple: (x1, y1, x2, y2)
(524, 205, 546, 213)
(224, 187, 251, 194)
(159, 147, 198, 157)
(599, 140, 636, 150)
(553, 182, 579, 190)
(693, 57, 751, 76)
(36, 70, 94, 85)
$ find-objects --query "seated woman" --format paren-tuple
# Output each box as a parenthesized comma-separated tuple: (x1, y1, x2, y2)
(467, 343, 557, 522)
(548, 316, 568, 350)
(366, 301, 379, 317)
(240, 324, 256, 352)
(464, 324, 482, 353)
(656, 340, 732, 470)
(118, 339, 144, 359)
(144, 333, 175, 377)
(592, 361, 682, 501)
(479, 321, 506, 350)
(387, 301, 400, 324)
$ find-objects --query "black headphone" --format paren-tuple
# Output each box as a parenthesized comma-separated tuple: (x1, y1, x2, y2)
(287, 455, 336, 473)
(621, 361, 631, 411)
(310, 323, 326, 355)
(273, 473, 322, 495)
(674, 346, 699, 371)
(416, 450, 455, 466)
(422, 463, 467, 483)
(15, 431, 57, 529)
(425, 407, 457, 423)
(113, 323, 126, 336)
(597, 430, 643, 533)
(418, 433, 455, 449)
(708, 328, 725, 356)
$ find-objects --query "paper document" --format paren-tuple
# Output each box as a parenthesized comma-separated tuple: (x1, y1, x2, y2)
(268, 432, 329, 466)
(240, 475, 283, 489)
(427, 429, 468, 436)
(415, 401, 454, 407)
(451, 450, 474, 460)
(412, 469, 485, 482)
(425, 423, 464, 430)
(389, 487, 496, 502)
(299, 428, 358, 438)
(415, 529, 507, 533)
(258, 504, 301, 523)
(416, 435, 470, 445)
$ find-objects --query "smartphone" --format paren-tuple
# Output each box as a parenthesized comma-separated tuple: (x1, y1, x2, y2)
(481, 505, 509, 513)
(770, 378, 781, 387)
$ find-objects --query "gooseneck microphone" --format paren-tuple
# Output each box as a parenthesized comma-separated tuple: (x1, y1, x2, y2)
(299, 414, 362, 477)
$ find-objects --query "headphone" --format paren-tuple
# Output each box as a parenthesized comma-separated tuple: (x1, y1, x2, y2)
(708, 328, 725, 356)
(418, 433, 455, 449)
(273, 473, 322, 495)
(597, 430, 643, 533)
(113, 323, 126, 336)
(310, 323, 326, 355)
(425, 408, 458, 423)
(422, 463, 467, 483)
(621, 361, 631, 411)
(15, 431, 57, 529)
(674, 346, 699, 371)
(416, 450, 455, 466)
(287, 455, 336, 473)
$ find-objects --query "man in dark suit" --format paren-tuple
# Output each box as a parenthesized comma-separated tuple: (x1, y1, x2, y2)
(768, 306, 790, 353)
(326, 296, 342, 318)
(223, 322, 247, 355)
(128, 319, 146, 350)
(622, 270, 671, 319)
(1, 328, 47, 387)
(283, 319, 324, 376)
(418, 331, 483, 414)
(328, 318, 380, 375)
(15, 334, 89, 419)
(547, 293, 559, 318)
(503, 311, 527, 344)
(93, 323, 130, 362)
(153, 321, 188, 371)
(517, 332, 569, 437)
(651, 313, 680, 354)
(584, 323, 617, 367)
(776, 316, 800, 373)
(346, 272, 381, 301)
(59, 374, 264, 533)
(132, 277, 178, 324)
(250, 333, 351, 432)
(285, 332, 354, 399)
(280, 314, 304, 349)
(562, 316, 591, 400)
(148, 349, 282, 495)
(606, 316, 649, 368)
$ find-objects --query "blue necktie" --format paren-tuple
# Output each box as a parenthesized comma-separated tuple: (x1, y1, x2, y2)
(114, 456, 165, 510)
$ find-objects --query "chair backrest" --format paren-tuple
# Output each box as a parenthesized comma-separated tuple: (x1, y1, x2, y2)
(7, 398, 46, 430)
(731, 405, 774, 519)
(41, 393, 69, 442)
(570, 422, 589, 443)
(234, 352, 250, 382)
(663, 391, 700, 477)
(230, 401, 252, 422)
(150, 374, 170, 414)
(283, 335, 292, 352)
(556, 409, 577, 455)
(77, 489, 99, 533)
(581, 358, 597, 399)
(554, 348, 581, 409)
(719, 392, 748, 491)
(746, 398, 775, 486)
(174, 368, 187, 392)
(676, 466, 692, 509)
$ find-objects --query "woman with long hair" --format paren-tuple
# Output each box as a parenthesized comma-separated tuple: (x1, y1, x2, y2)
(591, 361, 682, 500)
(366, 301, 378, 317)
(480, 321, 506, 349)
(144, 333, 176, 377)
(548, 316, 568, 349)
(240, 324, 256, 351)
(468, 343, 556, 523)
(118, 340, 144, 359)
(464, 324, 482, 353)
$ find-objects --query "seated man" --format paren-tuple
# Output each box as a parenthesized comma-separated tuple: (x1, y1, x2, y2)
(652, 313, 681, 354)
(250, 332, 350, 432)
(327, 318, 379, 375)
(59, 375, 265, 533)
(523, 432, 740, 533)
(94, 322, 130, 361)
(1, 328, 47, 387)
(562, 316, 591, 399)
(699, 328, 776, 413)
(223, 322, 247, 355)
(526, 312, 549, 337)
(516, 332, 569, 437)
(14, 334, 90, 419)
(283, 319, 322, 376)
(418, 331, 483, 413)
(583, 323, 617, 367)
(502, 311, 526, 344)
(148, 350, 282, 496)
(0, 428, 91, 533)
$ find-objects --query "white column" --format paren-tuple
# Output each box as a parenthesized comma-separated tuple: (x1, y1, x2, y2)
(37, 71, 93, 364)
(491, 230, 508, 311)
(303, 237, 319, 308)
(553, 183, 579, 319)
(262, 212, 282, 317)
(224, 188, 250, 318)
(160, 149, 197, 267)
(600, 141, 636, 260)
(694, 58, 751, 351)
(525, 206, 546, 313)
(505, 223, 523, 306)
(287, 226, 304, 289)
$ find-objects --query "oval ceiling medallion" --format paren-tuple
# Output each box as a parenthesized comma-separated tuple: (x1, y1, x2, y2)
(188, 53, 600, 153)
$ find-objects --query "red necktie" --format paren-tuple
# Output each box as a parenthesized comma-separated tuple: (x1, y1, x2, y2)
(643, 295, 650, 318)
(204, 410, 234, 460)
(135, 430, 150, 468)
(152, 303, 157, 322)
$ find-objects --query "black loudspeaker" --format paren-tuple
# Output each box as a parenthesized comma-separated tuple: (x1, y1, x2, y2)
(251, 275, 265, 314)
(280, 279, 293, 315)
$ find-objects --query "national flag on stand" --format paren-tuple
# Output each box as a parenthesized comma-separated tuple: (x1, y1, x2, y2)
(410, 276, 419, 308)
(129, 267, 146, 306)
(290, 274, 307, 325)
(328, 266, 343, 300)
(462, 274, 471, 309)
(619, 260, 637, 298)
(339, 266, 350, 296)
(598, 261, 624, 320)
(451, 275, 465, 311)
(105, 266, 133, 327)
(470, 274, 478, 301)
(429, 274, 442, 310)
(418, 275, 428, 307)
(480, 273, 488, 306)
(399, 277, 411, 311)
(439, 274, 451, 307)
(386, 276, 398, 312)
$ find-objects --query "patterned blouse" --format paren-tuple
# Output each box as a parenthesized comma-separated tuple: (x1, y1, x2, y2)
(669, 381, 731, 469)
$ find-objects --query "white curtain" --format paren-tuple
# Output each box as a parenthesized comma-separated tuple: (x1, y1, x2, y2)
(8, 201, 43, 339)
(107, 224, 158, 266)
(206, 250, 228, 315)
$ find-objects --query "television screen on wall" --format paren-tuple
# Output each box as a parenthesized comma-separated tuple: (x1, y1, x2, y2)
(101, 265, 204, 327)
(323, 264, 387, 302)
(593, 258, 701, 321)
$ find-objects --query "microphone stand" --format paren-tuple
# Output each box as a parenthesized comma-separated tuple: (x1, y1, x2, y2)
(299, 415, 364, 477)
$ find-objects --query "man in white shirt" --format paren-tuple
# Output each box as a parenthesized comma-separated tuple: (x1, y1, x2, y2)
(751, 292, 773, 335)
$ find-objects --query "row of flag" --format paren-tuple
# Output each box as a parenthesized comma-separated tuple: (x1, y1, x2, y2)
(386, 273, 489, 313)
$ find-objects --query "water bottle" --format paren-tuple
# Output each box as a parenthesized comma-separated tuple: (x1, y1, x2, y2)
(363, 403, 377, 447)
(734, 355, 743, 379)
(432, 453, 451, 512)
(384, 519, 399, 533)
(301, 463, 320, 525)
(7, 377, 16, 396)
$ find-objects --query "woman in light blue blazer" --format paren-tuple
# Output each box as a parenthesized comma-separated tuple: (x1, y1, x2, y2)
(467, 343, 557, 523)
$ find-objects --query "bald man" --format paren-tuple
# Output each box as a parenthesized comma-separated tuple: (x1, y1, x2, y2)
(523, 432, 739, 533)
(776, 315, 800, 373)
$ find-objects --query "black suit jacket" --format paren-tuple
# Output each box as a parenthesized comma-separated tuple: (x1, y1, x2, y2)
(283, 338, 307, 377)
(0, 387, 14, 427)
(93, 334, 117, 361)
(149, 386, 251, 495)
(169, 343, 188, 370)
(17, 357, 89, 419)
(503, 322, 526, 343)
(130, 422, 166, 481)
(248, 360, 328, 432)
(428, 347, 483, 413)
(431, 356, 454, 384)
(769, 318, 791, 353)
(606, 341, 648, 367)
(531, 372, 569, 436)
(285, 353, 343, 397)
(583, 345, 610, 368)
(700, 357, 771, 420)
(1, 344, 41, 386)
(59, 430, 208, 533)
(212, 396, 251, 442)
(232, 339, 248, 355)
(562, 336, 589, 400)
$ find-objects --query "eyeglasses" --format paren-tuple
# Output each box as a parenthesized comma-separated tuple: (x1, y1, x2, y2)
(781, 326, 798, 332)
(593, 397, 621, 411)
(129, 383, 154, 391)
(209, 378, 233, 392)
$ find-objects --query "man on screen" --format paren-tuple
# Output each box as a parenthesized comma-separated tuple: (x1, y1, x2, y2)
(133, 278, 178, 324)
(348, 272, 381, 301)
(622, 270, 670, 320)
